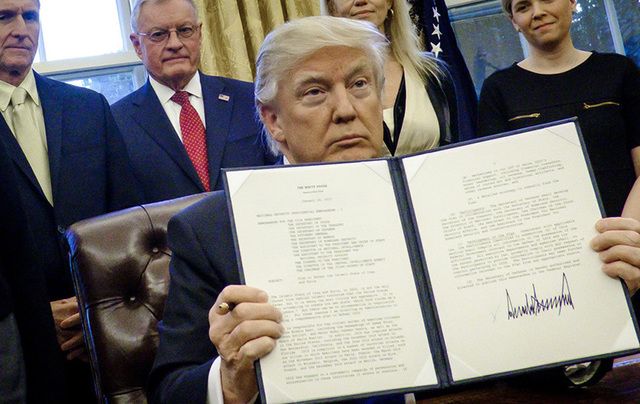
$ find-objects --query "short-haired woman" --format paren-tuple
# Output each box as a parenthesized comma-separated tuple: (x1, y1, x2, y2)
(477, 0, 640, 217)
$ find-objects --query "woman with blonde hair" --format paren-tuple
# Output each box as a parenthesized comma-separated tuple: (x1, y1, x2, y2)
(321, 0, 459, 156)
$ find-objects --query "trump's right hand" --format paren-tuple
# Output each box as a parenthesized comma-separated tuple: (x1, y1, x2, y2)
(208, 285, 284, 403)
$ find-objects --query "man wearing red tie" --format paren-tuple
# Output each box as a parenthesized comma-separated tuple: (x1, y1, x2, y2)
(112, 0, 275, 203)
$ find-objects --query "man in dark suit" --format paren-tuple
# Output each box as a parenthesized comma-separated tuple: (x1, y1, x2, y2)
(0, 137, 64, 404)
(0, 136, 30, 404)
(0, 0, 142, 401)
(111, 0, 275, 204)
(149, 16, 390, 403)
(150, 16, 640, 404)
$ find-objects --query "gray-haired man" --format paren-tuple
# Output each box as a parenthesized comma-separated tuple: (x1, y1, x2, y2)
(149, 15, 387, 403)
(112, 0, 274, 204)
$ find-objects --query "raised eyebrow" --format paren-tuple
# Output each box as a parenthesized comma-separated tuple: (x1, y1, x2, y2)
(345, 62, 374, 83)
(292, 62, 374, 92)
(293, 74, 331, 92)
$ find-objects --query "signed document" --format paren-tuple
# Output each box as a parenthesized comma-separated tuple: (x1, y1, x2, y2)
(404, 122, 639, 381)
(224, 120, 640, 404)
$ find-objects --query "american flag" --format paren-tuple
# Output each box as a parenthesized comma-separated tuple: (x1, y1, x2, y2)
(410, 0, 478, 141)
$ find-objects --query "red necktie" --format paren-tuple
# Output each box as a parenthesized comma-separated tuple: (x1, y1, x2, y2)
(171, 91, 210, 191)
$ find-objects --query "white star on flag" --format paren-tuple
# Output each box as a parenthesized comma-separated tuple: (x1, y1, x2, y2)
(431, 41, 443, 58)
(432, 6, 441, 22)
(432, 23, 442, 40)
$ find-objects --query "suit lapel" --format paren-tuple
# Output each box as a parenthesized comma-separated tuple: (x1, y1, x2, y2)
(131, 81, 203, 190)
(0, 114, 44, 196)
(0, 73, 55, 203)
(35, 73, 63, 203)
(201, 75, 232, 190)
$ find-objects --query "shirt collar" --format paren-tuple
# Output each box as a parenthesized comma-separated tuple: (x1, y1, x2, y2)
(0, 70, 40, 112)
(149, 71, 202, 105)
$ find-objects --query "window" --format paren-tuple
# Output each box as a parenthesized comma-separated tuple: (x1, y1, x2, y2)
(447, 1, 523, 95)
(50, 65, 147, 105)
(448, 0, 640, 95)
(38, 0, 126, 60)
(33, 0, 144, 104)
(571, 0, 614, 51)
(616, 0, 640, 61)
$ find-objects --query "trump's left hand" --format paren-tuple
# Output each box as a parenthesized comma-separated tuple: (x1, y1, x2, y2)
(591, 217, 640, 295)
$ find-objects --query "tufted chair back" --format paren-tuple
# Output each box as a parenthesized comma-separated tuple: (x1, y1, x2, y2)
(65, 193, 210, 404)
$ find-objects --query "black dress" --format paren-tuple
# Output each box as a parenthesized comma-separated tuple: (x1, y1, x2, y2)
(477, 52, 640, 216)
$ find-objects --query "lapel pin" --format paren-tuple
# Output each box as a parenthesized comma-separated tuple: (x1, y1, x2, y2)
(218, 94, 230, 102)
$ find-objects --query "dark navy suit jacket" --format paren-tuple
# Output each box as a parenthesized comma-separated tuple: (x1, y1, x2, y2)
(111, 73, 275, 204)
(148, 191, 405, 404)
(0, 134, 65, 404)
(0, 72, 143, 403)
(148, 191, 235, 403)
(0, 72, 143, 302)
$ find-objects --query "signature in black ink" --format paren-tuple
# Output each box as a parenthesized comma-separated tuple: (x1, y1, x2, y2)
(506, 273, 574, 320)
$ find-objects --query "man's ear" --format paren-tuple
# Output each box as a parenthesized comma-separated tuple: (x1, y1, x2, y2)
(130, 34, 143, 59)
(259, 104, 286, 145)
(197, 22, 203, 47)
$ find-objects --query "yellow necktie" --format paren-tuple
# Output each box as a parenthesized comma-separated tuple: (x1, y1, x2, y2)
(11, 87, 53, 205)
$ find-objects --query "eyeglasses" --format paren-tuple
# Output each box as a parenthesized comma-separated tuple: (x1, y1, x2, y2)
(136, 24, 200, 43)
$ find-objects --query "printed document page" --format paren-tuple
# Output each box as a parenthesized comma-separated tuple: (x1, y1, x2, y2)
(226, 160, 437, 403)
(403, 122, 639, 381)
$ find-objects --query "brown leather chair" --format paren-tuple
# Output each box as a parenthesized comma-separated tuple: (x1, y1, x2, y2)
(65, 193, 210, 404)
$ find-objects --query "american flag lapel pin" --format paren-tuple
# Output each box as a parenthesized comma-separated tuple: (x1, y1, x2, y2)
(218, 94, 230, 102)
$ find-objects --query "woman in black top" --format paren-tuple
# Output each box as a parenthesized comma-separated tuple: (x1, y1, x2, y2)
(477, 0, 640, 217)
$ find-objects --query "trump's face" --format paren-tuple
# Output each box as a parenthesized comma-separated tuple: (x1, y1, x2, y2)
(260, 46, 383, 164)
(131, 0, 201, 90)
(0, 0, 39, 86)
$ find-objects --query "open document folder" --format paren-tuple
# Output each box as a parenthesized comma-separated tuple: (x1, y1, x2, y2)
(223, 119, 640, 404)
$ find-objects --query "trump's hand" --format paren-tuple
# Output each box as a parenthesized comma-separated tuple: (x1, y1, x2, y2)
(208, 285, 284, 403)
(591, 217, 640, 295)
(50, 296, 88, 362)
